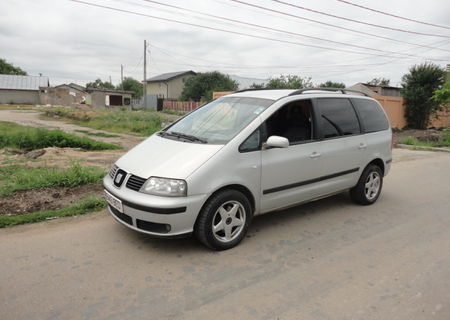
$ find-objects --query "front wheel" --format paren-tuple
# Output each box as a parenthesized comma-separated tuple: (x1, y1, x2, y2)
(194, 190, 252, 250)
(350, 165, 383, 205)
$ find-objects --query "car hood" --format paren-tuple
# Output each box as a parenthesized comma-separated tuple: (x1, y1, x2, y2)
(116, 134, 224, 180)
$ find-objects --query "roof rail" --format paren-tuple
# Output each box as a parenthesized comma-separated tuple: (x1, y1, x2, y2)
(288, 87, 369, 97)
(233, 88, 282, 93)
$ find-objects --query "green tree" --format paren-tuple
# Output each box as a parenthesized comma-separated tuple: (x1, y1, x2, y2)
(264, 74, 313, 89)
(0, 58, 27, 75)
(401, 63, 445, 129)
(249, 82, 265, 89)
(368, 77, 390, 86)
(432, 82, 450, 106)
(85, 78, 115, 90)
(117, 77, 143, 98)
(318, 81, 345, 88)
(180, 71, 238, 101)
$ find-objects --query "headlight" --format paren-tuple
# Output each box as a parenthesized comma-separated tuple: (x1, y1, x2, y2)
(140, 177, 187, 197)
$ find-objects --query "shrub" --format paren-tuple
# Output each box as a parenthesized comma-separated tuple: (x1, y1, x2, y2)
(401, 63, 445, 129)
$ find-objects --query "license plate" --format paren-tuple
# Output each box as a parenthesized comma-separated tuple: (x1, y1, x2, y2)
(104, 190, 123, 213)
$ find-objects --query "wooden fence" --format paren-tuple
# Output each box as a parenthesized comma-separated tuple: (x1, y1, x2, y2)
(163, 100, 202, 112)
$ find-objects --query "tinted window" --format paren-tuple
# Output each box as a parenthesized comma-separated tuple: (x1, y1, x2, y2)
(317, 98, 360, 138)
(264, 99, 313, 144)
(352, 98, 389, 132)
(239, 129, 261, 152)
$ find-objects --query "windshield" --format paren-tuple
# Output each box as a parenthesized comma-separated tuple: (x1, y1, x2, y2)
(161, 97, 274, 144)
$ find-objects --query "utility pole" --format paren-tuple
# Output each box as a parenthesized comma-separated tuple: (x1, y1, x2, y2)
(109, 75, 112, 86)
(120, 64, 124, 90)
(143, 40, 147, 109)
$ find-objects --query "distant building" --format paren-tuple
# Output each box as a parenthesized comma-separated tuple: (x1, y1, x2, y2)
(0, 74, 49, 104)
(85, 88, 133, 109)
(145, 70, 196, 100)
(347, 83, 402, 97)
(39, 85, 87, 106)
(55, 83, 86, 93)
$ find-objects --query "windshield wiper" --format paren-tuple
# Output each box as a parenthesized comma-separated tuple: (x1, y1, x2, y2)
(159, 131, 207, 144)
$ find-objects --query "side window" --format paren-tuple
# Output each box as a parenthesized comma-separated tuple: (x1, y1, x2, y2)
(351, 98, 389, 132)
(264, 99, 313, 145)
(239, 129, 261, 152)
(317, 98, 360, 138)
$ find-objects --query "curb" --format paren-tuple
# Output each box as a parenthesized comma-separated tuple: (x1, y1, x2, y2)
(396, 144, 450, 153)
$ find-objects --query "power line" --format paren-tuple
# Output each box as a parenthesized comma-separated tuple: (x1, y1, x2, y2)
(70, 0, 447, 63)
(148, 42, 391, 71)
(270, 0, 450, 38)
(135, 0, 450, 56)
(228, 0, 450, 51)
(69, 0, 433, 60)
(335, 0, 450, 30)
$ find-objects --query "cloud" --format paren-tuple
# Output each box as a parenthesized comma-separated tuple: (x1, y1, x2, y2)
(0, 0, 448, 87)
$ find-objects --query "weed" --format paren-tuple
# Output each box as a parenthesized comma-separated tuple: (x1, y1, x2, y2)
(0, 121, 120, 150)
(0, 197, 106, 228)
(43, 107, 167, 136)
(399, 132, 450, 148)
(399, 136, 417, 145)
(0, 163, 106, 196)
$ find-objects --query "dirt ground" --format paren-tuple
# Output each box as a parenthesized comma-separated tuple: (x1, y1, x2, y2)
(392, 128, 447, 144)
(0, 109, 145, 216)
(0, 184, 103, 215)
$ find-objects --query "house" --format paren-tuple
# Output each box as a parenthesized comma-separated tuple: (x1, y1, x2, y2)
(85, 88, 133, 109)
(347, 83, 401, 97)
(144, 70, 196, 100)
(55, 83, 86, 93)
(39, 84, 87, 106)
(0, 74, 49, 104)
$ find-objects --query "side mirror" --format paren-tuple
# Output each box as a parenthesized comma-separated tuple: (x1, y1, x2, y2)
(263, 136, 289, 149)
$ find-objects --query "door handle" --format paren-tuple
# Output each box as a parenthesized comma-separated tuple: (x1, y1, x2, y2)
(309, 152, 321, 159)
(358, 143, 367, 150)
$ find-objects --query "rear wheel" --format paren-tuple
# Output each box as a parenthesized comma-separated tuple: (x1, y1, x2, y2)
(195, 190, 252, 250)
(350, 165, 383, 205)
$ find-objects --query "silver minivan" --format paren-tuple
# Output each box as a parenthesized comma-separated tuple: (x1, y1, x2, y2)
(104, 88, 392, 250)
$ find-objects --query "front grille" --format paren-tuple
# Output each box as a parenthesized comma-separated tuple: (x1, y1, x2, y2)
(109, 165, 118, 179)
(126, 175, 147, 191)
(109, 205, 132, 225)
(136, 219, 171, 233)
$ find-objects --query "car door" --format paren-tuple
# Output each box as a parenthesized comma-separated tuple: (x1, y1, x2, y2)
(260, 99, 324, 213)
(312, 97, 366, 195)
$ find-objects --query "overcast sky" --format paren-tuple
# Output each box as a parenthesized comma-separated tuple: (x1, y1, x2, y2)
(1, 0, 449, 87)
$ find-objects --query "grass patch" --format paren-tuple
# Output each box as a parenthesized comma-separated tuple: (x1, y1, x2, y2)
(75, 129, 119, 138)
(399, 130, 450, 148)
(0, 163, 106, 196)
(0, 121, 120, 150)
(0, 104, 35, 110)
(0, 197, 106, 228)
(43, 107, 167, 136)
(161, 109, 187, 116)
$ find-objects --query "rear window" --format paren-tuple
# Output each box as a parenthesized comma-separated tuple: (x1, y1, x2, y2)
(352, 98, 389, 132)
(317, 98, 360, 138)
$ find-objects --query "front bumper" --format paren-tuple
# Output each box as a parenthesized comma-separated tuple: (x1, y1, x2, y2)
(103, 176, 208, 237)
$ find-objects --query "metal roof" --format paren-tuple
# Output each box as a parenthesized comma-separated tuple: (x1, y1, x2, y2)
(145, 70, 195, 82)
(0, 74, 49, 90)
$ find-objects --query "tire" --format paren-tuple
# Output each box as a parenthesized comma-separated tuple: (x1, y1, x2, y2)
(350, 165, 383, 205)
(194, 189, 252, 250)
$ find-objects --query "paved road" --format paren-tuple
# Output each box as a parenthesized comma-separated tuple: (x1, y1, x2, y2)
(1, 149, 449, 320)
